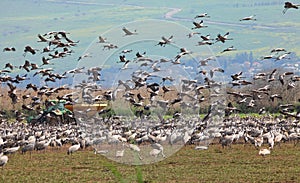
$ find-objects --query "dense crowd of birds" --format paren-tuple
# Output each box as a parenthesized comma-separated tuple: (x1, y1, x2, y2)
(0, 2, 300, 166)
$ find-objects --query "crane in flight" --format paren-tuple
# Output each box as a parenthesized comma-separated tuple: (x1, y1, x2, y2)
(216, 32, 233, 43)
(156, 35, 174, 47)
(122, 27, 138, 36)
(283, 2, 300, 14)
(192, 20, 208, 29)
(239, 15, 256, 21)
(221, 46, 236, 53)
(97, 36, 108, 43)
(194, 13, 210, 19)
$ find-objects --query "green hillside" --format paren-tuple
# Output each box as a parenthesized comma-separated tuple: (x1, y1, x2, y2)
(0, 0, 299, 77)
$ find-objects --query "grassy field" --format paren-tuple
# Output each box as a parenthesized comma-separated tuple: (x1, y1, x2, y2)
(2, 143, 300, 183)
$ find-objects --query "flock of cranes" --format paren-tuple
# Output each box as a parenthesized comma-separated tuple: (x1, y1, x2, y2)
(0, 1, 300, 167)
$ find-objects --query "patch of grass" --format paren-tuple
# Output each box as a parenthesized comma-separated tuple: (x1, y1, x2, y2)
(2, 143, 300, 182)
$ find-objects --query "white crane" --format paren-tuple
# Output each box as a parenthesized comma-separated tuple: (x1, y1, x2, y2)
(240, 15, 256, 21)
(149, 143, 166, 158)
(220, 134, 235, 148)
(94, 148, 109, 155)
(275, 52, 291, 61)
(259, 148, 271, 156)
(67, 143, 80, 155)
(35, 139, 51, 151)
(0, 153, 8, 169)
(254, 135, 264, 148)
(22, 136, 36, 158)
(195, 146, 208, 150)
(3, 146, 20, 155)
(263, 131, 275, 149)
(149, 148, 162, 158)
(116, 149, 125, 158)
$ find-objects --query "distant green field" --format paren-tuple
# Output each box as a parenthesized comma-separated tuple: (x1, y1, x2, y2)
(1, 0, 299, 60)
(2, 143, 300, 182)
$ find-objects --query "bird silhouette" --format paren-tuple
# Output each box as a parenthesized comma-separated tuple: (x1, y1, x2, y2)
(221, 46, 236, 53)
(192, 20, 208, 29)
(98, 36, 108, 43)
(23, 45, 38, 56)
(283, 2, 300, 14)
(216, 32, 233, 43)
(240, 15, 256, 21)
(156, 35, 173, 47)
(194, 13, 210, 18)
(122, 27, 138, 36)
(3, 47, 16, 52)
(0, 153, 8, 169)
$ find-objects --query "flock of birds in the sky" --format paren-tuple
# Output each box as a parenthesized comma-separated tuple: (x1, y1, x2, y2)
(1, 1, 300, 167)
